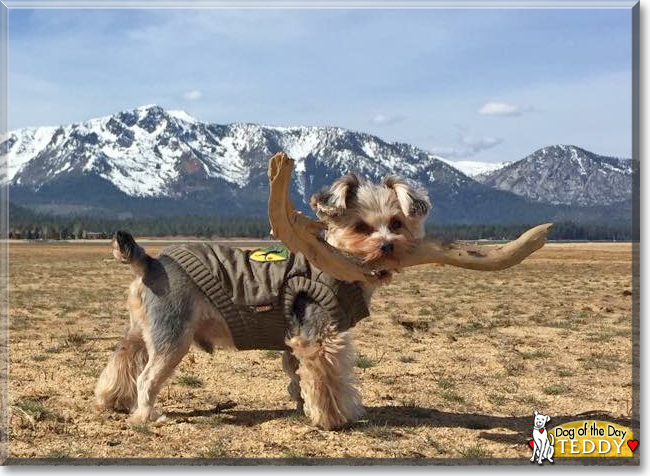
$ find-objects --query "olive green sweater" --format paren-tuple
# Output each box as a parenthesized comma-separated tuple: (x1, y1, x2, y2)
(160, 244, 370, 350)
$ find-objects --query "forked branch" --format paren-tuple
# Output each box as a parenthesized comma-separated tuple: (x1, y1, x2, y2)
(267, 152, 552, 283)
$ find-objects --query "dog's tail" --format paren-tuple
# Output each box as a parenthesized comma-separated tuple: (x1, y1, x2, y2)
(112, 230, 152, 278)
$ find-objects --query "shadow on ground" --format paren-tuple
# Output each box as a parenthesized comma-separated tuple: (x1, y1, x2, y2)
(168, 403, 636, 440)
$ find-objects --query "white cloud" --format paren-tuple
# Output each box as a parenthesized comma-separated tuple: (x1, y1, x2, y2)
(183, 90, 202, 101)
(478, 101, 532, 117)
(370, 113, 406, 126)
(459, 135, 502, 150)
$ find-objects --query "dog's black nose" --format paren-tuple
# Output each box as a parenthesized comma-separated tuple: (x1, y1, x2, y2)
(380, 243, 394, 255)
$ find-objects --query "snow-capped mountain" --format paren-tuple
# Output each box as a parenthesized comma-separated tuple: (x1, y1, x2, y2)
(4, 105, 469, 200)
(474, 145, 632, 207)
(1, 106, 632, 224)
(4, 126, 58, 182)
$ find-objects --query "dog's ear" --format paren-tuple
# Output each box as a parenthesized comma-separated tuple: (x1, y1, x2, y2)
(534, 410, 539, 416)
(545, 415, 551, 423)
(383, 175, 431, 219)
(310, 174, 360, 220)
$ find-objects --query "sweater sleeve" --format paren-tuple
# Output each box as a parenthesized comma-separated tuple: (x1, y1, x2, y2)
(291, 293, 340, 340)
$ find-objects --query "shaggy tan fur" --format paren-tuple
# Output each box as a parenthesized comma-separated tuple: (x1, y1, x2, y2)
(95, 280, 149, 412)
(286, 327, 364, 430)
(94, 331, 148, 412)
(311, 174, 427, 266)
(95, 275, 237, 423)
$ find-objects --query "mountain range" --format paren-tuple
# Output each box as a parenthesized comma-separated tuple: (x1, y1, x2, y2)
(474, 145, 632, 207)
(2, 105, 633, 225)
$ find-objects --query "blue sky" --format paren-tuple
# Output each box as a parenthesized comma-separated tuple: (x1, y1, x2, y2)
(9, 7, 632, 162)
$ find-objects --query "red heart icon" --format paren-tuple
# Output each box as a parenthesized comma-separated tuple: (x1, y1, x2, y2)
(628, 440, 639, 452)
(539, 429, 544, 433)
(528, 440, 534, 449)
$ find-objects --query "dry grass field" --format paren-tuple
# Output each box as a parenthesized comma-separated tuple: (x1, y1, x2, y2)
(6, 241, 634, 461)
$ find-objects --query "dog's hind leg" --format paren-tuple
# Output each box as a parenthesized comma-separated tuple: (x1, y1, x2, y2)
(129, 333, 192, 425)
(128, 291, 194, 424)
(282, 350, 304, 413)
(286, 326, 364, 431)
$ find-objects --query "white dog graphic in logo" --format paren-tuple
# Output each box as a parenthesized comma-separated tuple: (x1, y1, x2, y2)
(530, 410, 554, 464)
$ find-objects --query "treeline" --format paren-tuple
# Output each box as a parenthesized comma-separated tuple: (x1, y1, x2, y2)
(426, 222, 633, 241)
(8, 207, 271, 239)
(8, 205, 632, 241)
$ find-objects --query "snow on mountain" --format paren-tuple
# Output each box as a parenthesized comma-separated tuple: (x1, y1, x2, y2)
(474, 145, 632, 206)
(440, 159, 508, 177)
(3, 126, 57, 181)
(2, 107, 632, 223)
(2, 104, 471, 203)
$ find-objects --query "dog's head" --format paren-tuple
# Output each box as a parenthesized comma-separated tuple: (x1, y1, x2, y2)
(533, 410, 551, 429)
(310, 174, 431, 275)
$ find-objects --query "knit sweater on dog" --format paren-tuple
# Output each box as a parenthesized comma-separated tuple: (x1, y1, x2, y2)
(159, 243, 370, 350)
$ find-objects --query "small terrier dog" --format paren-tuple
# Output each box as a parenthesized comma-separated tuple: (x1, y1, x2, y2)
(95, 174, 430, 430)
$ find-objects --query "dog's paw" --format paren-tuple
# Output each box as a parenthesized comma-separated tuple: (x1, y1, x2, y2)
(93, 400, 107, 414)
(127, 412, 149, 425)
(128, 407, 161, 425)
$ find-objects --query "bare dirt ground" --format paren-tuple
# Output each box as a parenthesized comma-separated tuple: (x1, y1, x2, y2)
(7, 242, 634, 460)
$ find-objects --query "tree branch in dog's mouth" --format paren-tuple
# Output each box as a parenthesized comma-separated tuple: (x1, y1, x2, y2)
(267, 152, 553, 284)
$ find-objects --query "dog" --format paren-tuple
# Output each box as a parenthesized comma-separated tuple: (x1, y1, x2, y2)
(94, 174, 430, 430)
(530, 410, 554, 464)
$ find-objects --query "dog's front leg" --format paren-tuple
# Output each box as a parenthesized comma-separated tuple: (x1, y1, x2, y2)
(282, 350, 304, 413)
(537, 441, 547, 465)
(285, 297, 364, 430)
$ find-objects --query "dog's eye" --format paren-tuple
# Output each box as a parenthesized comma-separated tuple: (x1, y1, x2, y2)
(389, 218, 403, 232)
(354, 221, 373, 234)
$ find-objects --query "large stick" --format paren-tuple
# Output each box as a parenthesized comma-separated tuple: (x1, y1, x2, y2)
(267, 152, 552, 283)
(390, 223, 553, 271)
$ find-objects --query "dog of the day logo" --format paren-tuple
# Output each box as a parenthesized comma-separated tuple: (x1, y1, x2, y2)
(529, 410, 555, 464)
(527, 412, 637, 462)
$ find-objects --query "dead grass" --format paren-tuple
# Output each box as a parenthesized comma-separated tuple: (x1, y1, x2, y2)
(460, 444, 493, 458)
(355, 355, 376, 369)
(261, 350, 282, 360)
(14, 399, 49, 421)
(542, 384, 570, 396)
(131, 424, 153, 435)
(177, 375, 204, 388)
(6, 242, 633, 460)
(520, 350, 553, 360)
